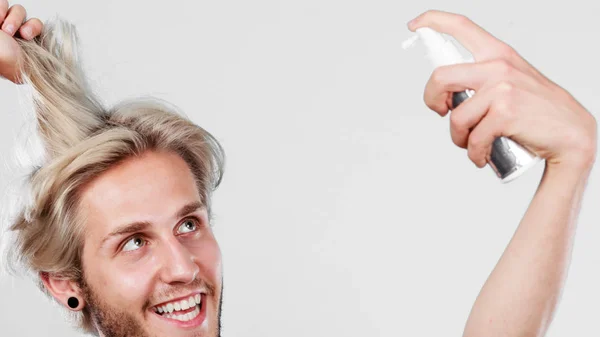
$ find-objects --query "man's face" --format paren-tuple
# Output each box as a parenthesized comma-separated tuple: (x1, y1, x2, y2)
(78, 150, 222, 337)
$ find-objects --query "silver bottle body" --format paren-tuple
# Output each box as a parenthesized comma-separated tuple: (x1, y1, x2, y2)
(452, 91, 540, 182)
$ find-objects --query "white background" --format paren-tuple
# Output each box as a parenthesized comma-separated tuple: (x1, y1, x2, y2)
(0, 0, 599, 336)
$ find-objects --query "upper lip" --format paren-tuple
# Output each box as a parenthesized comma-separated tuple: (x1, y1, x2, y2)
(150, 291, 204, 309)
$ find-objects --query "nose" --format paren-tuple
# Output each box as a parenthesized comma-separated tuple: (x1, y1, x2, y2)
(159, 237, 199, 284)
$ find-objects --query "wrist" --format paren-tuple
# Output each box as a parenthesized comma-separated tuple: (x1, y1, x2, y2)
(544, 160, 593, 185)
(547, 144, 597, 178)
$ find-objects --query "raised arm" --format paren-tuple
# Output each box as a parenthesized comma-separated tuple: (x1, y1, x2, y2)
(408, 10, 597, 337)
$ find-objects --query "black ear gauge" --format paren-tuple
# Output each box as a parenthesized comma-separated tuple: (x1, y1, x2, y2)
(68, 297, 79, 309)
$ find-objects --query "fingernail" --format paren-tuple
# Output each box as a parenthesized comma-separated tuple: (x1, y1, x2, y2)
(3, 24, 14, 35)
(22, 26, 32, 38)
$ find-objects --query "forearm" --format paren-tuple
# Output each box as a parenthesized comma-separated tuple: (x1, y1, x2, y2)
(463, 162, 593, 337)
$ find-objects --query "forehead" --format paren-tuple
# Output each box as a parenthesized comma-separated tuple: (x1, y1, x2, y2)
(80, 151, 202, 235)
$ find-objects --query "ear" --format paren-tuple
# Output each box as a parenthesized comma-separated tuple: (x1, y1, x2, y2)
(40, 272, 85, 311)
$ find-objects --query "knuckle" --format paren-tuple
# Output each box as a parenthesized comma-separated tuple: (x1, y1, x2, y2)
(492, 99, 515, 123)
(467, 145, 480, 165)
(452, 137, 464, 148)
(10, 4, 25, 15)
(455, 14, 472, 26)
(421, 10, 440, 20)
(423, 98, 436, 112)
(467, 153, 478, 166)
(430, 66, 446, 85)
(449, 111, 465, 131)
(467, 138, 486, 167)
(467, 133, 480, 151)
(421, 10, 434, 18)
(496, 80, 515, 95)
(492, 59, 514, 78)
(450, 127, 466, 148)
(492, 83, 520, 123)
(422, 90, 431, 106)
(423, 93, 440, 113)
(503, 45, 519, 60)
(450, 111, 466, 132)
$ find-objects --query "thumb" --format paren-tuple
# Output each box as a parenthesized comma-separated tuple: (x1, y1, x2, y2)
(0, 31, 22, 82)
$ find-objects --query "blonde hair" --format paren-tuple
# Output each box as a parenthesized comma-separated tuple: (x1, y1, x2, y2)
(1, 19, 224, 334)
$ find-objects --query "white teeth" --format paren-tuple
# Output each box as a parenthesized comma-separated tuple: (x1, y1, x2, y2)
(155, 294, 202, 316)
(165, 306, 200, 322)
(155, 294, 202, 321)
(191, 306, 200, 318)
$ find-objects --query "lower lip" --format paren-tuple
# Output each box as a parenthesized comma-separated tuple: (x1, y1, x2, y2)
(152, 294, 207, 329)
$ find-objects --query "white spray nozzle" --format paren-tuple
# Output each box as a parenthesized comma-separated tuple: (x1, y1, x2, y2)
(402, 27, 471, 67)
(401, 35, 419, 49)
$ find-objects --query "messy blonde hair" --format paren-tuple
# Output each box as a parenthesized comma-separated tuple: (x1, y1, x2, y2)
(1, 19, 224, 334)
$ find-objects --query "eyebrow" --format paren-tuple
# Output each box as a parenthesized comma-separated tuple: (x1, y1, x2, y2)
(99, 201, 204, 249)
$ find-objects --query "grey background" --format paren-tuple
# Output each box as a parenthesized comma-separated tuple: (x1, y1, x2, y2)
(0, 0, 599, 336)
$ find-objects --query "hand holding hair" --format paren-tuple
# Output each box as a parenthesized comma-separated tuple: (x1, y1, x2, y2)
(0, 0, 43, 83)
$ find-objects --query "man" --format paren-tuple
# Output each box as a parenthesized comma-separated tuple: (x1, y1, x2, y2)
(0, 2, 596, 337)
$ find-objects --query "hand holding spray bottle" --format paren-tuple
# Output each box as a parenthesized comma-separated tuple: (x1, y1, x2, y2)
(402, 28, 542, 183)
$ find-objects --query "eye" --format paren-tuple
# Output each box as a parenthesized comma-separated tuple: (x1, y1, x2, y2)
(122, 235, 146, 252)
(177, 218, 199, 234)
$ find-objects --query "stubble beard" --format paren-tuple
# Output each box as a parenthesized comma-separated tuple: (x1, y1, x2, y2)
(79, 276, 223, 337)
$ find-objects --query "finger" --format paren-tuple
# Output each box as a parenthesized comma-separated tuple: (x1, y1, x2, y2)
(424, 61, 498, 116)
(19, 17, 43, 40)
(448, 81, 515, 150)
(466, 114, 508, 168)
(448, 94, 488, 150)
(424, 59, 536, 117)
(464, 86, 520, 167)
(1, 4, 26, 36)
(407, 10, 510, 61)
(407, 10, 547, 82)
(0, 0, 8, 23)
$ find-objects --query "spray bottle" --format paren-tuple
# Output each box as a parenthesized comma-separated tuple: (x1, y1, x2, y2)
(402, 28, 542, 183)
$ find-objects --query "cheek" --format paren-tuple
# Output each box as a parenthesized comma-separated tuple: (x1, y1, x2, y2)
(83, 250, 156, 309)
(112, 268, 155, 295)
(191, 232, 222, 283)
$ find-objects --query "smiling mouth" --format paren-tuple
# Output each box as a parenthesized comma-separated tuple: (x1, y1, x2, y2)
(152, 294, 203, 322)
